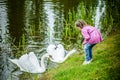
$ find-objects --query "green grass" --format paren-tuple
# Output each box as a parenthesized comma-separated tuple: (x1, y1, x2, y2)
(41, 30, 120, 80)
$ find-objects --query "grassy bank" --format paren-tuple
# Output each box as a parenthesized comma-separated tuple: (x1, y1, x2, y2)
(41, 30, 120, 80)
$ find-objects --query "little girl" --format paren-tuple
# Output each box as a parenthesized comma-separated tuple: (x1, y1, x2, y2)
(75, 20, 102, 65)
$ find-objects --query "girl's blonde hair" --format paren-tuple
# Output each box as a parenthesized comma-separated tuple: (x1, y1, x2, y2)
(75, 20, 87, 28)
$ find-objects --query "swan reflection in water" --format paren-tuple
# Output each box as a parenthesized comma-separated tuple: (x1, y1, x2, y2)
(9, 52, 50, 73)
(46, 44, 76, 63)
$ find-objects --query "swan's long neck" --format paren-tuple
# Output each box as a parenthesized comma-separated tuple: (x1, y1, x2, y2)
(60, 49, 76, 63)
(40, 53, 49, 72)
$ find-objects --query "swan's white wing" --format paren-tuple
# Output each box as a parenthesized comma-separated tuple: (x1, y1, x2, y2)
(19, 54, 28, 61)
(18, 54, 36, 72)
(56, 44, 65, 58)
(9, 54, 33, 72)
(46, 44, 56, 55)
(9, 53, 44, 73)
(28, 52, 41, 69)
(46, 44, 57, 60)
(52, 44, 65, 60)
(18, 54, 30, 71)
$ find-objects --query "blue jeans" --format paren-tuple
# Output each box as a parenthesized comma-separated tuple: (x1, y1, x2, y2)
(83, 43, 96, 61)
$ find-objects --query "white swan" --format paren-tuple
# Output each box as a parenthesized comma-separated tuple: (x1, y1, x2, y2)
(9, 52, 50, 73)
(46, 44, 76, 63)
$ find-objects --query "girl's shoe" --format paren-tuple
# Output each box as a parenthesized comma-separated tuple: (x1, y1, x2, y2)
(82, 59, 92, 65)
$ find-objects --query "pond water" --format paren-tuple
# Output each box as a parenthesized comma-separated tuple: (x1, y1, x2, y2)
(0, 0, 119, 80)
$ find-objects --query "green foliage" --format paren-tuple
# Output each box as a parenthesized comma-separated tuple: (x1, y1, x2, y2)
(15, 34, 27, 57)
(19, 73, 40, 80)
(29, 25, 36, 36)
(75, 2, 95, 25)
(62, 2, 95, 49)
(101, 11, 114, 38)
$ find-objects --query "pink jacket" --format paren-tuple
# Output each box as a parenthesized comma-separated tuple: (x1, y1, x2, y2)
(81, 26, 103, 45)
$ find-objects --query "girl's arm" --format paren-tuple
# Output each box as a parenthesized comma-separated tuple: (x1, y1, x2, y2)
(82, 29, 90, 45)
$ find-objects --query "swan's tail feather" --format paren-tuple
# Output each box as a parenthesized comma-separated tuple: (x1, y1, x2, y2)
(9, 58, 25, 71)
(9, 58, 18, 65)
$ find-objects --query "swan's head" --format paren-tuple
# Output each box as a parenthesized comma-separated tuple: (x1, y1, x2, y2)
(42, 54, 54, 61)
(49, 55, 54, 60)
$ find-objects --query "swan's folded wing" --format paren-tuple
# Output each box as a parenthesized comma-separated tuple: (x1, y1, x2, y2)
(55, 48, 65, 58)
(19, 54, 28, 61)
(9, 53, 40, 73)
(46, 44, 56, 55)
(28, 52, 41, 69)
(18, 54, 36, 72)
